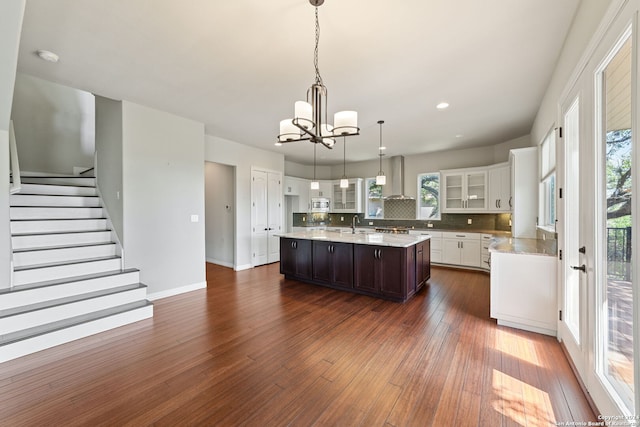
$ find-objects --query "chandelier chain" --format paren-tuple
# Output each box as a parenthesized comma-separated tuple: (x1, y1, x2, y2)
(314, 7, 323, 86)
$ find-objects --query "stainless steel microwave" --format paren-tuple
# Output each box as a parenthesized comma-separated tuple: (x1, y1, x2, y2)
(310, 197, 330, 212)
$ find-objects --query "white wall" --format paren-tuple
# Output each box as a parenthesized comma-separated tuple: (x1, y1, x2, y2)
(0, 0, 25, 288)
(284, 160, 332, 180)
(95, 96, 124, 241)
(11, 73, 95, 174)
(122, 101, 206, 297)
(204, 135, 284, 270)
(205, 162, 234, 267)
(531, 0, 616, 144)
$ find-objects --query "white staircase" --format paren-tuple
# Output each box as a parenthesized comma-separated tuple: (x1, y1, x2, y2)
(1, 175, 153, 363)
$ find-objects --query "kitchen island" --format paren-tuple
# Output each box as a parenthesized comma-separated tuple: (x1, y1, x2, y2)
(277, 230, 431, 302)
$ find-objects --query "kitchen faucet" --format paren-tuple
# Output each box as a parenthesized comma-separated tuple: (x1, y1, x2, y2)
(351, 215, 360, 234)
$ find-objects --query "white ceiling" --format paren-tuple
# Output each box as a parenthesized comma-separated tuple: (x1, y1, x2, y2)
(16, 0, 580, 165)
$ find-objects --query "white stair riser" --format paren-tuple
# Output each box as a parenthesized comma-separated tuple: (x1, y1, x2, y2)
(11, 195, 100, 207)
(13, 258, 122, 286)
(20, 177, 96, 187)
(0, 271, 140, 310)
(13, 244, 117, 268)
(0, 305, 153, 363)
(11, 207, 103, 220)
(18, 184, 97, 196)
(0, 287, 148, 335)
(11, 219, 108, 234)
(12, 231, 112, 250)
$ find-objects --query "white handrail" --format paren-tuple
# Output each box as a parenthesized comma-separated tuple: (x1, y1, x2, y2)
(9, 120, 21, 194)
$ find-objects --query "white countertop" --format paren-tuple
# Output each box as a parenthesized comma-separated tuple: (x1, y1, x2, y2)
(276, 230, 430, 248)
(489, 236, 557, 257)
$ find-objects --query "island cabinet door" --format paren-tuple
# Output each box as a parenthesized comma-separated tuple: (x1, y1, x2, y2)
(416, 239, 431, 289)
(354, 245, 379, 293)
(379, 246, 406, 300)
(312, 241, 354, 288)
(330, 242, 354, 288)
(280, 238, 312, 279)
(312, 241, 332, 283)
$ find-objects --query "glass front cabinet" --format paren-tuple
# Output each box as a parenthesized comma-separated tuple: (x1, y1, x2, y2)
(441, 169, 487, 212)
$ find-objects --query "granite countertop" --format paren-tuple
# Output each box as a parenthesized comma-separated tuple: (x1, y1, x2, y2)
(276, 230, 430, 248)
(489, 236, 557, 257)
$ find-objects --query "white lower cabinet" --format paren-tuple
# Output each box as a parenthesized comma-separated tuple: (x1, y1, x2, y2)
(481, 234, 492, 270)
(490, 251, 557, 336)
(441, 232, 481, 267)
(409, 230, 442, 262)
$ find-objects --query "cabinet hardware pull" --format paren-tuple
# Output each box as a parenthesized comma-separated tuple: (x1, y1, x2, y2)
(509, 196, 512, 208)
(570, 264, 586, 272)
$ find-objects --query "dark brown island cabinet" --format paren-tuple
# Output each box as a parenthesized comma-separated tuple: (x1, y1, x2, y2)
(279, 236, 430, 302)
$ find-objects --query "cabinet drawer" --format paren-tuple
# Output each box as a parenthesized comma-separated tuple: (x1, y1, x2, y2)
(442, 232, 480, 240)
(431, 250, 442, 263)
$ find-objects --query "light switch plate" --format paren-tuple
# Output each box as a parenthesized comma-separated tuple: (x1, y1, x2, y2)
(427, 223, 433, 228)
(467, 218, 472, 224)
(191, 214, 199, 223)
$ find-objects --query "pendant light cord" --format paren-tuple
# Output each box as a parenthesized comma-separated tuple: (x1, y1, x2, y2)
(313, 142, 317, 181)
(314, 7, 323, 86)
(343, 137, 346, 177)
(378, 121, 384, 174)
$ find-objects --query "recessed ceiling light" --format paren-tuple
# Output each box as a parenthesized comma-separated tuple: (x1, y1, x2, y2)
(36, 50, 59, 63)
(379, 146, 387, 150)
(456, 134, 464, 138)
(436, 102, 449, 110)
(274, 142, 282, 146)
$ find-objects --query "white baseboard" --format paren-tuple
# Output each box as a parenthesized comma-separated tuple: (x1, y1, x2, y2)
(206, 258, 234, 268)
(234, 264, 253, 271)
(147, 281, 207, 301)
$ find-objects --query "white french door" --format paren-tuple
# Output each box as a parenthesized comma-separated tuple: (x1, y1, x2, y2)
(558, 93, 588, 381)
(555, 0, 639, 416)
(594, 22, 636, 414)
(251, 168, 282, 266)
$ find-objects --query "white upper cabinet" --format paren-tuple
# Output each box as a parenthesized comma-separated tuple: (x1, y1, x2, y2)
(487, 163, 511, 212)
(441, 168, 487, 212)
(309, 180, 333, 200)
(331, 178, 363, 213)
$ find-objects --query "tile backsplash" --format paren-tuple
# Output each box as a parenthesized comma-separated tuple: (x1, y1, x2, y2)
(293, 212, 512, 232)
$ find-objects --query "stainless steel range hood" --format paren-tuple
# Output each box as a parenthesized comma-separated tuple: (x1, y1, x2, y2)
(385, 155, 415, 200)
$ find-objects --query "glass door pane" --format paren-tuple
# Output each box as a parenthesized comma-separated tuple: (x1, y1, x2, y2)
(600, 35, 634, 412)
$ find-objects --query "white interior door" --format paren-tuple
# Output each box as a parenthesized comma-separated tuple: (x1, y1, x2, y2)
(252, 170, 268, 266)
(267, 172, 282, 263)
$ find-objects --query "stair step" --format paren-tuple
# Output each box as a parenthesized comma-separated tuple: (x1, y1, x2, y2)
(10, 194, 101, 207)
(13, 256, 122, 286)
(13, 243, 117, 268)
(12, 231, 113, 250)
(0, 269, 140, 310)
(11, 219, 108, 234)
(17, 183, 97, 196)
(0, 301, 153, 363)
(20, 176, 96, 187)
(10, 207, 104, 220)
(0, 284, 148, 335)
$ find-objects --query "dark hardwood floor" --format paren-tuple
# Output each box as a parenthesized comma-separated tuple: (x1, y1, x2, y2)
(0, 263, 596, 426)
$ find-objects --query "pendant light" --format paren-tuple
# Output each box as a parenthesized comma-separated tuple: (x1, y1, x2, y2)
(310, 142, 320, 190)
(376, 120, 386, 185)
(340, 136, 349, 188)
(277, 0, 359, 149)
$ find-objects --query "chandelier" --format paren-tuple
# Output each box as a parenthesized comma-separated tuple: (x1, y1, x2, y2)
(277, 0, 359, 149)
